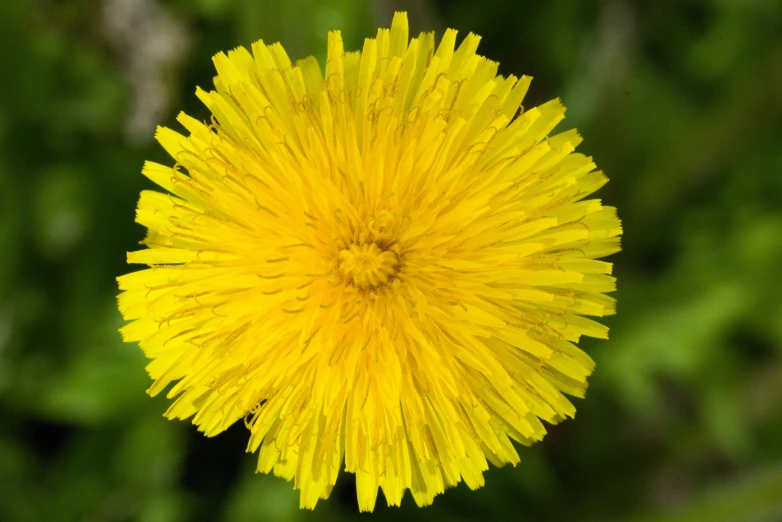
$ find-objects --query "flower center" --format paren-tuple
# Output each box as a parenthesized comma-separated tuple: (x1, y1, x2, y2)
(338, 243, 398, 288)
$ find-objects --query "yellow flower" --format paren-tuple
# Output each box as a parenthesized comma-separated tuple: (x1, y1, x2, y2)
(117, 12, 621, 511)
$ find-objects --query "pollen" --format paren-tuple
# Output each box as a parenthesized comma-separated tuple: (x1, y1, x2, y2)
(339, 243, 398, 288)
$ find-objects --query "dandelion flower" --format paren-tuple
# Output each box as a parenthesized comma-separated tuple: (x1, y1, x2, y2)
(117, 12, 621, 511)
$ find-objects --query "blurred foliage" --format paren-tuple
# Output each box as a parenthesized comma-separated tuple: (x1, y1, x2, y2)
(1, 0, 781, 521)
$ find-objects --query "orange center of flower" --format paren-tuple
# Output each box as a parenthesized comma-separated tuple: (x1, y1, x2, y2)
(338, 243, 398, 288)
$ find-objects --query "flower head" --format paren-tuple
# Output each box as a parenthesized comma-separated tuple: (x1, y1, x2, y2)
(118, 12, 621, 511)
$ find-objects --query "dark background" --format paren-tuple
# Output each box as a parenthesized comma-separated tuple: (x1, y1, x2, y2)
(1, 0, 782, 520)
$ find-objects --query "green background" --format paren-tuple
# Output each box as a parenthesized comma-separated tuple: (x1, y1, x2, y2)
(1, 0, 781, 520)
